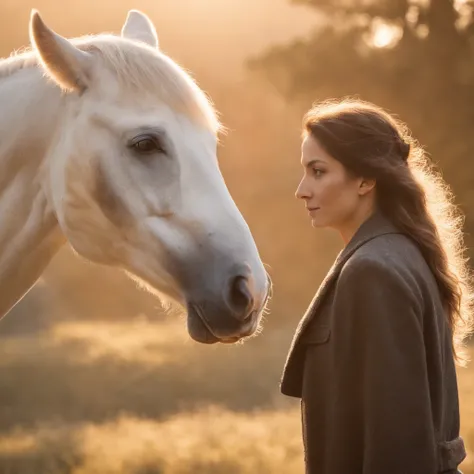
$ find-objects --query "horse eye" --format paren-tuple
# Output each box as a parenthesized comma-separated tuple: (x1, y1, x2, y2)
(130, 136, 165, 155)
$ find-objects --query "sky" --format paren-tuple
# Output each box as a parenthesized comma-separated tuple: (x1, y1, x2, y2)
(0, 0, 322, 81)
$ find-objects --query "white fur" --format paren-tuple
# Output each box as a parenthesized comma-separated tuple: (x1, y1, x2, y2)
(0, 10, 268, 332)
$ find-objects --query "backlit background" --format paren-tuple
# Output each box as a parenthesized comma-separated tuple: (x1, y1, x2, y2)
(1, 1, 474, 472)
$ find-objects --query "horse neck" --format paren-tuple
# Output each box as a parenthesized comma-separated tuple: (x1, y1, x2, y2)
(0, 60, 66, 318)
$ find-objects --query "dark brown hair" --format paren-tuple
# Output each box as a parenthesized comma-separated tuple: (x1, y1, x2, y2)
(303, 98, 474, 365)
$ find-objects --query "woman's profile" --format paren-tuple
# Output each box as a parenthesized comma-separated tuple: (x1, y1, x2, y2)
(281, 98, 473, 474)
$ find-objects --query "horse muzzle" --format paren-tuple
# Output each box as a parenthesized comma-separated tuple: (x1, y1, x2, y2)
(185, 272, 269, 344)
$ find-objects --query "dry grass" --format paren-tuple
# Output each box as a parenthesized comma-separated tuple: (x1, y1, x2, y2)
(0, 373, 473, 474)
(0, 407, 304, 474)
(48, 318, 190, 366)
(0, 316, 473, 473)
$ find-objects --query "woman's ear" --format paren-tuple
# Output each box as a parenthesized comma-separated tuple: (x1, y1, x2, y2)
(358, 178, 376, 196)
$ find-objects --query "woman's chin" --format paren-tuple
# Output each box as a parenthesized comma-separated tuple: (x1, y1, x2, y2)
(311, 218, 324, 228)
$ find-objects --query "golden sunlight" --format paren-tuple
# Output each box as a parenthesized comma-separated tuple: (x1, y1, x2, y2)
(455, 0, 469, 8)
(372, 22, 402, 48)
(0, 407, 304, 473)
(49, 318, 189, 365)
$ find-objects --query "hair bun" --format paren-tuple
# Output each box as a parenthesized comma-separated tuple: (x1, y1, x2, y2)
(399, 140, 410, 162)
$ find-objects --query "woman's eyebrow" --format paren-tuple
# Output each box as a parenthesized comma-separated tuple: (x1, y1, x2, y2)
(305, 159, 326, 167)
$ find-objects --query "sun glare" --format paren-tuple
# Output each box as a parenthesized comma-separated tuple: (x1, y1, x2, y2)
(373, 23, 399, 48)
(455, 0, 469, 8)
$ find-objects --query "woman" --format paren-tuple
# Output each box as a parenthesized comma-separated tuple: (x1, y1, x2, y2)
(281, 98, 473, 473)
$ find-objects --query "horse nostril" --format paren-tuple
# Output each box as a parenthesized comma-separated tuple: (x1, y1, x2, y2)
(227, 275, 254, 321)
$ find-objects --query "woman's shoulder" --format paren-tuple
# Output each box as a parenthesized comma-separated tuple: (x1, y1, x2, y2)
(339, 232, 433, 298)
(350, 231, 427, 271)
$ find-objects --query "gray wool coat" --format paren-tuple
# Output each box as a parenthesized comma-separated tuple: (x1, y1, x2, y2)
(281, 211, 466, 474)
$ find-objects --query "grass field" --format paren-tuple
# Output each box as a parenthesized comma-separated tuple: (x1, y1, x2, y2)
(0, 312, 473, 473)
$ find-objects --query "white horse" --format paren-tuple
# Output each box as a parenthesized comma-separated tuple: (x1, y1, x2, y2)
(0, 9, 270, 344)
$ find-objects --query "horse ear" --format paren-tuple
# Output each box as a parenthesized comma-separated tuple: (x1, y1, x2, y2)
(29, 10, 93, 93)
(121, 10, 159, 49)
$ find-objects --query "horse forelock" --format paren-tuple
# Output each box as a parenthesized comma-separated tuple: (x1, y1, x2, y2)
(82, 36, 221, 133)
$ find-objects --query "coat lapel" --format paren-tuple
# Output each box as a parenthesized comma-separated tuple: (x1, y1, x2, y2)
(280, 211, 404, 397)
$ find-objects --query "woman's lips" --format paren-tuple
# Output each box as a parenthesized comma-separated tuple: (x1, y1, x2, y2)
(306, 207, 320, 215)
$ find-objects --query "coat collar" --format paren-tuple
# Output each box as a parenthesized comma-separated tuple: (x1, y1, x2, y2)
(289, 210, 403, 346)
(280, 210, 405, 397)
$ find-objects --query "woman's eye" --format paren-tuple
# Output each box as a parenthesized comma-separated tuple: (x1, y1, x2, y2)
(313, 168, 324, 177)
(130, 137, 165, 155)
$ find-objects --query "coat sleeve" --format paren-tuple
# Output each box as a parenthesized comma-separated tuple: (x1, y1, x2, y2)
(331, 257, 438, 474)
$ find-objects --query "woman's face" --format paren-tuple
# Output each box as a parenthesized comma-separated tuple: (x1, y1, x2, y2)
(296, 134, 371, 231)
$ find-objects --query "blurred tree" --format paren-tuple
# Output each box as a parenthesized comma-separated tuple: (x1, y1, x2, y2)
(248, 0, 474, 259)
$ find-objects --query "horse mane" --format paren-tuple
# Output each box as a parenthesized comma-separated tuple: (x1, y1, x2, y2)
(0, 48, 39, 79)
(0, 34, 221, 133)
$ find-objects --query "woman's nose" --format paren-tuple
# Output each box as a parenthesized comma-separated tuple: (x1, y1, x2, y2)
(295, 178, 311, 200)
